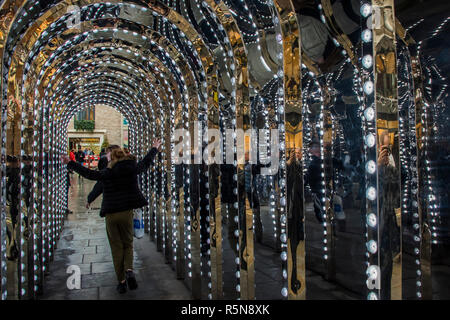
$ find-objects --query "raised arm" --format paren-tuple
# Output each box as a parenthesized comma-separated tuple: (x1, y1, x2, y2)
(67, 160, 112, 181)
(136, 139, 162, 174)
(136, 148, 158, 174)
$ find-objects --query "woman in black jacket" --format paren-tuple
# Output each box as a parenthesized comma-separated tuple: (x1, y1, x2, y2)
(86, 144, 120, 207)
(62, 139, 161, 294)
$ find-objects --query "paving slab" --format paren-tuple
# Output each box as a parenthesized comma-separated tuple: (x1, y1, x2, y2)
(91, 261, 116, 274)
(83, 253, 112, 264)
(89, 238, 109, 246)
(96, 245, 110, 254)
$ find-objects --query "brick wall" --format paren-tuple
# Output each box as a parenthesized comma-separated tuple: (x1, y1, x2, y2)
(94, 105, 123, 146)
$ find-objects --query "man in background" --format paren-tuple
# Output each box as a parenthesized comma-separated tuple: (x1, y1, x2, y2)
(75, 146, 86, 180)
(75, 146, 85, 165)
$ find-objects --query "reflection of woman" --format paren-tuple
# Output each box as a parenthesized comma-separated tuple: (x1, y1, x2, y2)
(305, 142, 325, 223)
(287, 148, 304, 294)
(221, 163, 238, 253)
(207, 163, 220, 250)
(378, 131, 395, 168)
(377, 130, 400, 299)
(22, 155, 33, 209)
(62, 140, 161, 294)
(189, 158, 210, 253)
(244, 154, 263, 244)
(6, 155, 20, 260)
(22, 156, 33, 232)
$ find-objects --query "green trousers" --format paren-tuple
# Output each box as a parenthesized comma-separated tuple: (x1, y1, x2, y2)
(105, 210, 134, 282)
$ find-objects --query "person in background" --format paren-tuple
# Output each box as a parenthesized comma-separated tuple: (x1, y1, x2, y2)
(62, 139, 162, 294)
(123, 147, 130, 155)
(305, 141, 325, 223)
(75, 146, 86, 179)
(68, 149, 76, 176)
(66, 169, 73, 214)
(69, 149, 76, 162)
(75, 146, 85, 165)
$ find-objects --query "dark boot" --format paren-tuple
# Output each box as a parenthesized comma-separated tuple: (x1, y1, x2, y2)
(126, 270, 138, 290)
(117, 282, 127, 294)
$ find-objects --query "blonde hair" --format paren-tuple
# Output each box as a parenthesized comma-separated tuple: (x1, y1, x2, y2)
(110, 148, 127, 161)
(106, 144, 120, 153)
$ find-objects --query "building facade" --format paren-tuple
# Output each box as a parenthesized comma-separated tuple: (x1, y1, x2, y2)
(67, 104, 129, 153)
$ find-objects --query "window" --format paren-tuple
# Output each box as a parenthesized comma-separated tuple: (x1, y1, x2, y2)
(75, 106, 95, 121)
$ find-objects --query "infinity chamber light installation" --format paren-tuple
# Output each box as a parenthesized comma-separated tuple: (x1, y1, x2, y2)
(0, 0, 449, 300)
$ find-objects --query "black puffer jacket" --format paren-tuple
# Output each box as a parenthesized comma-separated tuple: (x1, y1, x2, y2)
(68, 148, 158, 217)
(87, 155, 109, 204)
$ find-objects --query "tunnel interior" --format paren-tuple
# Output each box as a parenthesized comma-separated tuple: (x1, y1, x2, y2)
(0, 0, 449, 300)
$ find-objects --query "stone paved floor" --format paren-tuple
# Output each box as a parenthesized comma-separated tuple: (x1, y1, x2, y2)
(39, 176, 192, 300)
(39, 175, 360, 300)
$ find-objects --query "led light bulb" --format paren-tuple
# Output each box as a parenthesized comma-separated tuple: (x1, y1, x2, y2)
(366, 186, 377, 201)
(360, 3, 372, 18)
(368, 292, 378, 300)
(362, 55, 373, 69)
(364, 107, 375, 121)
(365, 133, 376, 147)
(367, 240, 378, 254)
(365, 160, 376, 174)
(364, 81, 374, 95)
(367, 265, 379, 280)
(362, 29, 372, 43)
(367, 213, 377, 227)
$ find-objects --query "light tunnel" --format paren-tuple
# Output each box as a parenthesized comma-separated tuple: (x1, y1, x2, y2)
(0, 0, 449, 300)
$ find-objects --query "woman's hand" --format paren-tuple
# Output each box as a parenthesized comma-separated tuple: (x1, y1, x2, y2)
(377, 148, 389, 166)
(152, 138, 163, 152)
(61, 155, 70, 165)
